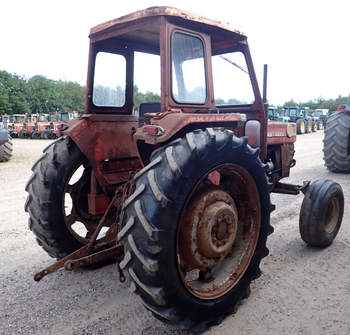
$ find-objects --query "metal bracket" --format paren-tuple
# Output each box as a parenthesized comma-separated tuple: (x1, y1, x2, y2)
(271, 180, 310, 195)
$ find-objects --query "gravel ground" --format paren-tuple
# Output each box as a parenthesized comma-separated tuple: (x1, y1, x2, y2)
(0, 132, 349, 335)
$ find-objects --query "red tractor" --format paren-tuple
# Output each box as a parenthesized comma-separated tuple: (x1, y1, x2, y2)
(25, 7, 344, 332)
(30, 113, 52, 139)
(8, 114, 26, 137)
(50, 111, 80, 138)
(18, 114, 38, 138)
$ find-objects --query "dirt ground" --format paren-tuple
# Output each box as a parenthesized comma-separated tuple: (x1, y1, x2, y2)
(0, 132, 349, 335)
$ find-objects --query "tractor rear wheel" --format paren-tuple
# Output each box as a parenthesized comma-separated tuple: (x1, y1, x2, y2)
(323, 111, 350, 172)
(119, 128, 273, 332)
(41, 131, 50, 139)
(296, 119, 305, 134)
(0, 136, 13, 162)
(299, 180, 344, 248)
(305, 120, 312, 133)
(25, 136, 102, 259)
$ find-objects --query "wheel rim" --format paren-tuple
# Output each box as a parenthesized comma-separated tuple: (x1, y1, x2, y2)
(63, 163, 103, 244)
(177, 163, 261, 300)
(324, 197, 340, 233)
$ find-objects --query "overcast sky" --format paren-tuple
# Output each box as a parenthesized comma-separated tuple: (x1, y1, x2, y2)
(1, 0, 349, 105)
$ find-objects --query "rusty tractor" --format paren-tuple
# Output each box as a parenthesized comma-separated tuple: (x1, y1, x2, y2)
(8, 114, 26, 138)
(25, 7, 344, 332)
(323, 100, 350, 172)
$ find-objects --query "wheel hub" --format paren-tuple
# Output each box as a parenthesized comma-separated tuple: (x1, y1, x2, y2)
(178, 187, 238, 272)
(197, 201, 237, 258)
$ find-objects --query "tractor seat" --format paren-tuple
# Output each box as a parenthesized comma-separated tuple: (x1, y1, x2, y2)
(139, 102, 161, 127)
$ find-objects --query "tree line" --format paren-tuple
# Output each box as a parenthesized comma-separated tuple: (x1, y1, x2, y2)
(1, 69, 347, 115)
(282, 96, 349, 111)
(0, 70, 85, 115)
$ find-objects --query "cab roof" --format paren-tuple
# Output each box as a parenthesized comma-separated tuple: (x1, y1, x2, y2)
(90, 6, 246, 43)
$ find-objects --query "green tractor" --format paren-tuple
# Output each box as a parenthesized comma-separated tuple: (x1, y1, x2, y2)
(313, 109, 328, 129)
(268, 106, 289, 122)
(283, 106, 312, 134)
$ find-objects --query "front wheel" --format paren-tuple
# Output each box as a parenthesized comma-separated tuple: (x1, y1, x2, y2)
(119, 129, 273, 331)
(299, 180, 344, 248)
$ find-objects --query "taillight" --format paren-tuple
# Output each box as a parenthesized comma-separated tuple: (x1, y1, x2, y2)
(143, 125, 164, 136)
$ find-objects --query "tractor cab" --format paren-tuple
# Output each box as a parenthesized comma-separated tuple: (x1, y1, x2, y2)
(84, 7, 268, 159)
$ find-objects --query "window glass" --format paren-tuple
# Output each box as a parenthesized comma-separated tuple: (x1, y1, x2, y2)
(172, 32, 206, 104)
(212, 52, 254, 105)
(93, 52, 126, 107)
(133, 52, 160, 114)
(61, 113, 68, 121)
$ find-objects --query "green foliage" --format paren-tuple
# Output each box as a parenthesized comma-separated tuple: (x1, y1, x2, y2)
(0, 71, 30, 115)
(133, 85, 160, 109)
(282, 95, 348, 112)
(0, 70, 85, 115)
(0, 69, 348, 116)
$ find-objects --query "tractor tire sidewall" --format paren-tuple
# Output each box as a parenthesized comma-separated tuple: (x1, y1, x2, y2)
(300, 180, 344, 247)
(0, 136, 13, 162)
(323, 111, 350, 172)
(121, 129, 272, 329)
(25, 136, 85, 258)
(296, 119, 305, 134)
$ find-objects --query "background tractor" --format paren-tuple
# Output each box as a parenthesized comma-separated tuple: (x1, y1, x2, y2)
(314, 108, 328, 129)
(25, 7, 344, 332)
(268, 106, 289, 122)
(283, 106, 313, 134)
(323, 99, 350, 172)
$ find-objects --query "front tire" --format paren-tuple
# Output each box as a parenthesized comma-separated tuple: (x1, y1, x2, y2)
(299, 180, 344, 248)
(119, 129, 273, 331)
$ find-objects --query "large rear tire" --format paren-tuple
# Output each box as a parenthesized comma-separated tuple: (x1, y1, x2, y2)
(119, 128, 273, 332)
(296, 119, 305, 134)
(0, 136, 13, 162)
(305, 120, 312, 133)
(323, 111, 350, 173)
(25, 136, 101, 259)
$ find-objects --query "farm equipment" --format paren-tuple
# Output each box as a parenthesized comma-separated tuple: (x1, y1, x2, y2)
(50, 111, 80, 138)
(323, 99, 350, 172)
(0, 117, 13, 162)
(25, 7, 344, 332)
(8, 114, 26, 138)
(30, 114, 53, 139)
(314, 109, 328, 129)
(18, 114, 39, 138)
(283, 106, 313, 134)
